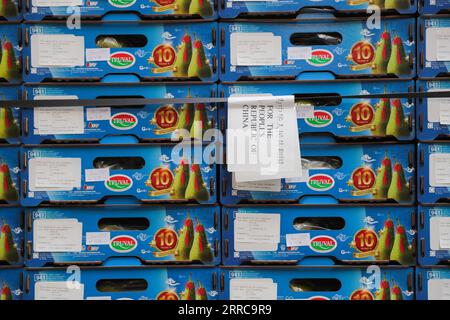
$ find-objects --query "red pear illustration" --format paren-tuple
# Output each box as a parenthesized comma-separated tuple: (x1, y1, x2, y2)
(0, 222, 19, 263)
(0, 284, 12, 300)
(0, 163, 18, 201)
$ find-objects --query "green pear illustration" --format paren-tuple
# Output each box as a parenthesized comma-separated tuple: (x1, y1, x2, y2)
(0, 39, 21, 82)
(0, 223, 19, 263)
(173, 34, 192, 77)
(386, 99, 409, 137)
(0, 107, 19, 138)
(390, 221, 414, 265)
(185, 165, 210, 202)
(188, 39, 212, 79)
(387, 162, 411, 202)
(385, 0, 410, 10)
(387, 35, 410, 76)
(189, 218, 213, 263)
(174, 0, 192, 14)
(177, 91, 194, 132)
(0, 284, 12, 300)
(180, 275, 196, 300)
(369, 0, 385, 7)
(373, 153, 392, 199)
(371, 98, 390, 136)
(0, 0, 18, 17)
(390, 281, 404, 300)
(189, 0, 213, 17)
(0, 163, 18, 201)
(373, 28, 391, 74)
(170, 159, 190, 199)
(375, 275, 391, 300)
(190, 104, 211, 140)
(195, 280, 208, 300)
(175, 216, 194, 261)
(375, 215, 395, 260)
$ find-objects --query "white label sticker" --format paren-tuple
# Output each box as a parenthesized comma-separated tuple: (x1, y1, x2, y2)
(31, 35, 85, 67)
(33, 0, 83, 6)
(86, 48, 110, 62)
(440, 99, 450, 125)
(286, 233, 311, 247)
(436, 28, 450, 61)
(34, 102, 84, 135)
(429, 153, 450, 186)
(426, 89, 450, 123)
(231, 33, 282, 66)
(35, 282, 84, 300)
(86, 107, 111, 121)
(234, 213, 280, 244)
(285, 169, 309, 183)
(29, 157, 82, 191)
(428, 279, 450, 300)
(439, 217, 450, 249)
(33, 219, 82, 252)
(287, 47, 312, 60)
(230, 279, 277, 300)
(86, 232, 111, 245)
(232, 175, 282, 192)
(85, 168, 110, 182)
(296, 103, 315, 119)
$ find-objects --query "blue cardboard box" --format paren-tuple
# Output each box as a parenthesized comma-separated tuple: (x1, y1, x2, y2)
(0, 22, 22, 83)
(0, 85, 21, 144)
(416, 267, 450, 300)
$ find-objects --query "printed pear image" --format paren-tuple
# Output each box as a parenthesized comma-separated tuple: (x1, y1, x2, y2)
(174, 0, 192, 14)
(375, 275, 391, 300)
(390, 281, 404, 300)
(390, 221, 414, 265)
(374, 153, 392, 199)
(387, 35, 410, 76)
(195, 280, 208, 300)
(369, 0, 385, 7)
(189, 0, 213, 17)
(0, 0, 18, 17)
(175, 216, 194, 261)
(185, 165, 210, 202)
(387, 162, 411, 202)
(0, 223, 19, 263)
(375, 215, 395, 260)
(385, 0, 410, 10)
(386, 99, 409, 137)
(177, 92, 194, 132)
(373, 28, 391, 74)
(0, 107, 19, 138)
(170, 159, 190, 199)
(189, 219, 213, 263)
(190, 104, 211, 140)
(0, 39, 20, 82)
(173, 34, 192, 77)
(188, 39, 212, 79)
(0, 163, 18, 201)
(180, 275, 196, 300)
(371, 98, 390, 136)
(0, 284, 12, 300)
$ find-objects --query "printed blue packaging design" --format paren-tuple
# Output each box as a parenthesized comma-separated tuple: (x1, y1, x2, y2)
(26, 205, 220, 267)
(418, 16, 450, 78)
(219, 17, 416, 81)
(220, 266, 414, 300)
(0, 0, 21, 21)
(221, 143, 415, 205)
(220, 0, 417, 18)
(222, 205, 416, 266)
(0, 146, 19, 205)
(22, 83, 218, 144)
(220, 80, 415, 141)
(25, 0, 217, 20)
(0, 85, 21, 144)
(419, 0, 450, 15)
(418, 142, 450, 203)
(0, 267, 23, 300)
(417, 79, 450, 140)
(0, 207, 23, 266)
(24, 21, 218, 82)
(416, 267, 450, 300)
(24, 267, 218, 300)
(0, 23, 22, 83)
(21, 144, 217, 206)
(418, 205, 450, 265)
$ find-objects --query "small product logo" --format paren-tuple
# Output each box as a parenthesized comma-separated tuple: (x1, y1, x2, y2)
(350, 289, 374, 300)
(156, 291, 179, 300)
(307, 174, 335, 191)
(108, 52, 136, 69)
(109, 235, 137, 253)
(305, 110, 333, 128)
(307, 49, 334, 67)
(105, 175, 133, 192)
(108, 0, 137, 8)
(309, 236, 337, 253)
(110, 113, 138, 130)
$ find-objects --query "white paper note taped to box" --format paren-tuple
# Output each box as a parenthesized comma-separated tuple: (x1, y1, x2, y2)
(286, 233, 311, 247)
(234, 213, 280, 243)
(230, 279, 277, 300)
(429, 153, 450, 186)
(86, 232, 110, 246)
(35, 282, 84, 300)
(231, 33, 281, 66)
(287, 47, 312, 60)
(86, 107, 111, 121)
(426, 89, 450, 123)
(440, 100, 450, 125)
(31, 35, 85, 67)
(85, 168, 110, 182)
(232, 175, 282, 192)
(85, 48, 110, 62)
(426, 28, 450, 61)
(29, 157, 82, 191)
(33, 0, 83, 6)
(33, 219, 82, 252)
(430, 217, 450, 250)
(428, 279, 450, 300)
